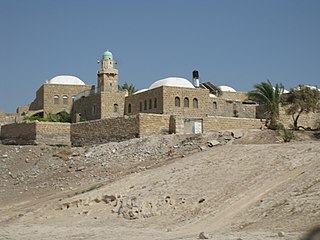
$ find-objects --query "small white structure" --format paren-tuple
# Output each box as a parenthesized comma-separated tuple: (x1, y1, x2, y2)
(219, 85, 237, 92)
(47, 75, 86, 85)
(149, 77, 195, 90)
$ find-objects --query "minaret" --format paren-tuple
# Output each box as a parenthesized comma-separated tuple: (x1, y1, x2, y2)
(97, 50, 119, 92)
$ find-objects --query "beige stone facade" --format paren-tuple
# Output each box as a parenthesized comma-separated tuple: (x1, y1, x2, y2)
(29, 83, 93, 116)
(279, 106, 320, 130)
(1, 122, 70, 145)
(71, 91, 127, 122)
(124, 86, 256, 119)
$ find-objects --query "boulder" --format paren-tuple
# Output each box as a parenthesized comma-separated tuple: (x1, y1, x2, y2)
(199, 232, 210, 239)
(232, 130, 243, 139)
(207, 140, 220, 147)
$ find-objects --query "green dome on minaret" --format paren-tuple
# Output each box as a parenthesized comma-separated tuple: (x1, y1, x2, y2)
(103, 50, 113, 60)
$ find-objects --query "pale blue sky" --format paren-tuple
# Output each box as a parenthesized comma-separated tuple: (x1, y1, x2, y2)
(0, 0, 319, 113)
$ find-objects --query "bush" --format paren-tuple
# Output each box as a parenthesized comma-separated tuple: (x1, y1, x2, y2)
(23, 111, 71, 123)
(276, 123, 294, 142)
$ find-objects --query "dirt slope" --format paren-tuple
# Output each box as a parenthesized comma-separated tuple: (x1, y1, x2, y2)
(0, 130, 319, 240)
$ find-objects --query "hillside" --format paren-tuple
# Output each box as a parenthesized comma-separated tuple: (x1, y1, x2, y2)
(0, 129, 319, 240)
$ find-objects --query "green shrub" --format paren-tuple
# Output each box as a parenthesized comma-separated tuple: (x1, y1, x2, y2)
(276, 123, 294, 142)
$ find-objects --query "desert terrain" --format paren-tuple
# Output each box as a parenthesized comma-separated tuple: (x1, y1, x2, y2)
(0, 129, 319, 240)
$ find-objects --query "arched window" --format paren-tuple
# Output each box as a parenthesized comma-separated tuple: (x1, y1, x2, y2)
(154, 98, 157, 108)
(128, 104, 132, 113)
(175, 97, 180, 107)
(114, 104, 118, 112)
(184, 97, 189, 107)
(213, 102, 217, 110)
(63, 95, 68, 105)
(149, 99, 152, 109)
(53, 95, 59, 104)
(139, 102, 143, 111)
(144, 100, 147, 110)
(193, 98, 198, 108)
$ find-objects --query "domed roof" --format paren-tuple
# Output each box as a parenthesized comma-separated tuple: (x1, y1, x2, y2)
(219, 85, 237, 92)
(149, 77, 195, 90)
(134, 88, 148, 94)
(47, 75, 85, 85)
(103, 50, 113, 60)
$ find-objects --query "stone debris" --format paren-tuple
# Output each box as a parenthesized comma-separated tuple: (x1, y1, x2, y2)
(0, 130, 258, 211)
(232, 130, 243, 139)
(199, 232, 210, 239)
(207, 140, 220, 147)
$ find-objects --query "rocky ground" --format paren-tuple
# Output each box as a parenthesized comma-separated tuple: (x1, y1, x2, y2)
(0, 129, 319, 240)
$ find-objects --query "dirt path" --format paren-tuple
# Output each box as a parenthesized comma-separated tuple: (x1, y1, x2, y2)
(182, 160, 317, 233)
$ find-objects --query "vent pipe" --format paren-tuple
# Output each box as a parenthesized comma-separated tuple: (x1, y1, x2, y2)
(192, 70, 200, 88)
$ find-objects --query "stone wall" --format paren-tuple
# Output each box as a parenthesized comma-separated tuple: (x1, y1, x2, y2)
(71, 116, 138, 146)
(125, 86, 256, 119)
(208, 98, 256, 118)
(35, 122, 71, 145)
(1, 122, 70, 145)
(71, 91, 127, 122)
(221, 92, 248, 101)
(125, 87, 164, 115)
(100, 91, 126, 119)
(1, 122, 36, 144)
(162, 86, 210, 117)
(279, 106, 320, 129)
(203, 116, 264, 131)
(138, 114, 171, 136)
(30, 84, 93, 115)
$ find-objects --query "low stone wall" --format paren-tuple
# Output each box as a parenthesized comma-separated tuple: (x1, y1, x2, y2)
(35, 122, 71, 145)
(279, 107, 320, 129)
(1, 122, 36, 144)
(138, 114, 171, 136)
(203, 116, 264, 132)
(1, 122, 70, 145)
(71, 116, 138, 146)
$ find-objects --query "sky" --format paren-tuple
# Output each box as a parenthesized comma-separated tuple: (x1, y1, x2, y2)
(0, 0, 319, 113)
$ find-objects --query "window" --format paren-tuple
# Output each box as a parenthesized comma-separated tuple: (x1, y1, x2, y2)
(114, 104, 118, 112)
(175, 97, 180, 107)
(63, 95, 68, 105)
(53, 95, 59, 104)
(128, 104, 132, 113)
(149, 99, 152, 109)
(92, 104, 96, 115)
(144, 100, 147, 110)
(193, 98, 198, 108)
(139, 102, 143, 111)
(72, 95, 76, 102)
(213, 102, 217, 110)
(184, 97, 189, 107)
(154, 98, 157, 108)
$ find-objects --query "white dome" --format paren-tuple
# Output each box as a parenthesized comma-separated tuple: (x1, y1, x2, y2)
(220, 85, 237, 92)
(134, 88, 148, 94)
(149, 77, 195, 90)
(47, 75, 85, 85)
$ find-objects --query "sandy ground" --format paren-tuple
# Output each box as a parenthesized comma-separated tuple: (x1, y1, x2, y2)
(0, 129, 319, 240)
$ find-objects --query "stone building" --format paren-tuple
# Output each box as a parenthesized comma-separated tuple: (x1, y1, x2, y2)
(70, 50, 257, 123)
(71, 51, 127, 122)
(124, 78, 257, 119)
(13, 50, 256, 123)
(28, 75, 93, 117)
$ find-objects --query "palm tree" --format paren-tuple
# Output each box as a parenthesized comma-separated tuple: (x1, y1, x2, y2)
(248, 80, 284, 129)
(119, 82, 137, 95)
